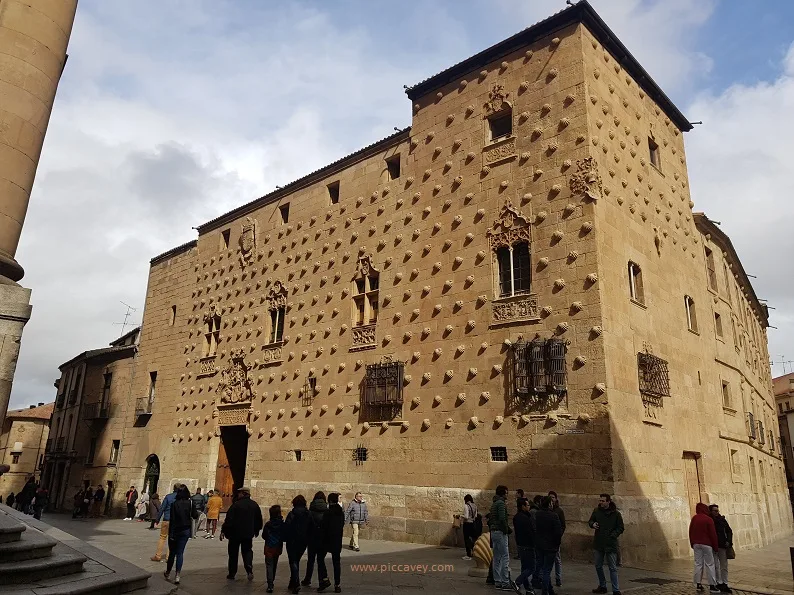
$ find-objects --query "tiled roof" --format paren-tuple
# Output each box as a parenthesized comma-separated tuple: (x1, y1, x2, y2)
(405, 0, 691, 133)
(194, 127, 411, 235)
(58, 344, 136, 371)
(6, 402, 55, 421)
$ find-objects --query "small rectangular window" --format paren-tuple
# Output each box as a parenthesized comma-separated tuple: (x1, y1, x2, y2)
(628, 262, 644, 304)
(489, 112, 512, 141)
(279, 203, 290, 224)
(386, 155, 401, 180)
(11, 454, 20, 464)
(714, 312, 723, 338)
(721, 380, 731, 408)
(685, 295, 698, 333)
(149, 371, 157, 400)
(294, 449, 302, 462)
(270, 307, 285, 343)
(648, 137, 660, 169)
(490, 446, 508, 462)
(705, 247, 717, 291)
(327, 181, 340, 204)
(109, 440, 120, 465)
(170, 305, 177, 326)
(220, 229, 230, 250)
(353, 446, 368, 465)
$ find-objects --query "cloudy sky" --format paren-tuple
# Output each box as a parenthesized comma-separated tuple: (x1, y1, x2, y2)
(10, 0, 794, 408)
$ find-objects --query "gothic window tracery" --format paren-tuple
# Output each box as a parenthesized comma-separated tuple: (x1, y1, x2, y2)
(266, 281, 288, 344)
(487, 200, 533, 299)
(203, 305, 221, 357)
(351, 255, 379, 349)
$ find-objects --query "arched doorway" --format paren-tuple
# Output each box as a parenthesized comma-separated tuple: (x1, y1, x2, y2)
(143, 454, 160, 496)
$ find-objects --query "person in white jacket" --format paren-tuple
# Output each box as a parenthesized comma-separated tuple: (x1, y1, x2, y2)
(461, 494, 479, 560)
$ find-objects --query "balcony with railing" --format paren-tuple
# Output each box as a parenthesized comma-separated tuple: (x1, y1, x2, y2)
(135, 397, 153, 417)
(82, 402, 109, 421)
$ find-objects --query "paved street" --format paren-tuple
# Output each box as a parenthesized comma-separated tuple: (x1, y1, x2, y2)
(38, 513, 793, 595)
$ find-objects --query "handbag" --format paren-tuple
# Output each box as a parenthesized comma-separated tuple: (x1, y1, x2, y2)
(453, 515, 462, 528)
(726, 546, 736, 560)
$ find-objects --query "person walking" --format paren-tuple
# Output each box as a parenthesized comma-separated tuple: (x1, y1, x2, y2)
(263, 504, 285, 593)
(6, 492, 15, 509)
(18, 476, 37, 514)
(163, 485, 198, 585)
(148, 493, 161, 529)
(317, 492, 345, 593)
(302, 491, 328, 587)
(589, 493, 624, 595)
(81, 486, 93, 518)
(549, 491, 566, 587)
(345, 492, 368, 552)
(72, 488, 84, 518)
(221, 486, 263, 581)
(709, 504, 734, 593)
(190, 488, 206, 538)
(534, 496, 563, 595)
(32, 486, 49, 520)
(511, 497, 536, 595)
(690, 503, 719, 592)
(461, 494, 479, 560)
(205, 489, 223, 538)
(152, 484, 179, 561)
(123, 486, 137, 520)
(285, 494, 311, 594)
(488, 484, 511, 591)
(136, 491, 149, 521)
(92, 484, 105, 518)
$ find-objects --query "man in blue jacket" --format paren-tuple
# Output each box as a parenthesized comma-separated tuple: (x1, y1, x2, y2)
(151, 484, 179, 561)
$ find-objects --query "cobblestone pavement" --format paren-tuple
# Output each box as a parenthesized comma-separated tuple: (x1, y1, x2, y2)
(39, 514, 792, 595)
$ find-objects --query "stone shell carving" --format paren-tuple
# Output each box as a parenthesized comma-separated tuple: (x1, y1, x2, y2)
(569, 157, 603, 201)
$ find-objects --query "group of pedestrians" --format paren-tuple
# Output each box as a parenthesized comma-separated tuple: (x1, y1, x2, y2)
(4, 476, 49, 519)
(689, 503, 734, 593)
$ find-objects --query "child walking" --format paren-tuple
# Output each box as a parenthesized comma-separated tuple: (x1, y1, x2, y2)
(263, 504, 285, 593)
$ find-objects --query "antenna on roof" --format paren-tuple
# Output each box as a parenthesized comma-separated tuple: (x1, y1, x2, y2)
(566, 0, 574, 5)
(690, 121, 703, 126)
(112, 301, 139, 338)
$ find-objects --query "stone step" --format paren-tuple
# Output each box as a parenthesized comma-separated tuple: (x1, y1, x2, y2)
(0, 544, 87, 584)
(0, 509, 27, 543)
(0, 524, 59, 561)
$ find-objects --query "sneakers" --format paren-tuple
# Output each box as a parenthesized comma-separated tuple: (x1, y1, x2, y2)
(348, 545, 355, 550)
(556, 580, 562, 587)
(334, 587, 341, 594)
(123, 517, 131, 521)
(593, 587, 608, 594)
(174, 574, 180, 585)
(227, 574, 235, 580)
(318, 578, 332, 592)
(301, 578, 312, 586)
(718, 585, 732, 593)
(354, 547, 360, 552)
(462, 556, 472, 561)
(709, 587, 721, 593)
(509, 579, 522, 594)
(613, 592, 622, 595)
(163, 571, 170, 580)
(266, 587, 274, 594)
(697, 586, 704, 592)
(247, 572, 254, 581)
(150, 555, 161, 562)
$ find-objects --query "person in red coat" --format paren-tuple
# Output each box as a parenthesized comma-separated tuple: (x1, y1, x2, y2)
(689, 503, 719, 592)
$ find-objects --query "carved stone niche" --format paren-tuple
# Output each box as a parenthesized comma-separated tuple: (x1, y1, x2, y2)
(491, 294, 540, 326)
(261, 344, 283, 366)
(238, 216, 256, 266)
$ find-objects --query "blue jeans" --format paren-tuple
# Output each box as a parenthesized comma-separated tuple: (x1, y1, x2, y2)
(491, 530, 510, 585)
(554, 547, 562, 583)
(594, 550, 619, 592)
(166, 528, 191, 573)
(539, 549, 556, 593)
(515, 546, 535, 589)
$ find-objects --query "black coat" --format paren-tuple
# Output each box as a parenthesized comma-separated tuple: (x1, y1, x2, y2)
(553, 505, 566, 534)
(513, 509, 535, 548)
(534, 509, 563, 552)
(222, 497, 264, 541)
(284, 505, 310, 553)
(322, 504, 345, 554)
(307, 498, 328, 547)
(713, 515, 733, 548)
(169, 499, 197, 535)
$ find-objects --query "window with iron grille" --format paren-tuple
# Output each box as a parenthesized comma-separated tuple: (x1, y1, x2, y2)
(361, 361, 404, 421)
(353, 445, 368, 465)
(637, 351, 670, 398)
(747, 412, 756, 439)
(758, 421, 765, 445)
(512, 338, 568, 398)
(490, 447, 508, 462)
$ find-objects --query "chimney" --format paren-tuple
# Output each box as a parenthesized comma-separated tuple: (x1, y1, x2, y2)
(38, 402, 44, 406)
(29, 405, 35, 409)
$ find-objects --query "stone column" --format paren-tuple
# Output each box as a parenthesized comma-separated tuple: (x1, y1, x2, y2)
(0, 0, 78, 427)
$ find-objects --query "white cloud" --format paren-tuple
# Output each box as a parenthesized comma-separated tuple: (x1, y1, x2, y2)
(685, 41, 794, 377)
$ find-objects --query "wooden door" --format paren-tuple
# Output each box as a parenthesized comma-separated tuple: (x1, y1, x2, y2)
(683, 452, 701, 516)
(214, 435, 234, 510)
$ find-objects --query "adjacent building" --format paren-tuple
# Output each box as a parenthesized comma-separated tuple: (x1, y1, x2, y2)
(42, 1, 790, 560)
(0, 401, 52, 496)
(774, 372, 794, 505)
(41, 328, 139, 513)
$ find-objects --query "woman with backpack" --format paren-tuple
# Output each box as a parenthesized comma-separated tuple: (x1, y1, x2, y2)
(461, 494, 480, 560)
(284, 494, 310, 594)
(302, 491, 328, 588)
(263, 505, 285, 593)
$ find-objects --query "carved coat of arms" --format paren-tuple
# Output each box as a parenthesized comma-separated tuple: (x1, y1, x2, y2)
(238, 217, 256, 265)
(485, 84, 510, 114)
(568, 157, 603, 201)
(216, 348, 254, 404)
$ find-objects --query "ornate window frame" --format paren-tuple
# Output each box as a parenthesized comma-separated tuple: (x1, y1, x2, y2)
(199, 305, 221, 376)
(351, 255, 379, 351)
(482, 84, 516, 166)
(263, 281, 287, 364)
(487, 200, 538, 327)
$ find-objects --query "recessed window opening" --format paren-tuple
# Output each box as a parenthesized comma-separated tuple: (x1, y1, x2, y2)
(496, 242, 531, 298)
(648, 137, 660, 169)
(279, 203, 290, 224)
(170, 305, 177, 326)
(270, 306, 285, 343)
(220, 229, 230, 250)
(705, 247, 717, 291)
(489, 111, 513, 142)
(685, 295, 698, 332)
(714, 312, 723, 338)
(327, 181, 340, 204)
(628, 261, 644, 304)
(294, 449, 302, 462)
(386, 155, 401, 180)
(490, 446, 508, 462)
(148, 371, 157, 400)
(12, 454, 20, 464)
(109, 440, 120, 464)
(721, 380, 731, 408)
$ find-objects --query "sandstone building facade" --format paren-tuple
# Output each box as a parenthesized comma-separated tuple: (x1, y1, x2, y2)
(0, 401, 52, 496)
(773, 373, 794, 505)
(53, 2, 790, 560)
(41, 328, 140, 513)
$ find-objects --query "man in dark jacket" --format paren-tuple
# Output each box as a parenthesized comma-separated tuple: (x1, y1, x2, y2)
(285, 495, 311, 594)
(588, 494, 624, 595)
(221, 486, 263, 581)
(549, 490, 566, 587)
(488, 485, 511, 590)
(18, 476, 37, 514)
(124, 486, 138, 520)
(190, 488, 206, 538)
(511, 497, 536, 594)
(709, 505, 733, 593)
(302, 491, 328, 587)
(92, 485, 105, 518)
(318, 492, 345, 592)
(690, 503, 719, 592)
(535, 496, 563, 595)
